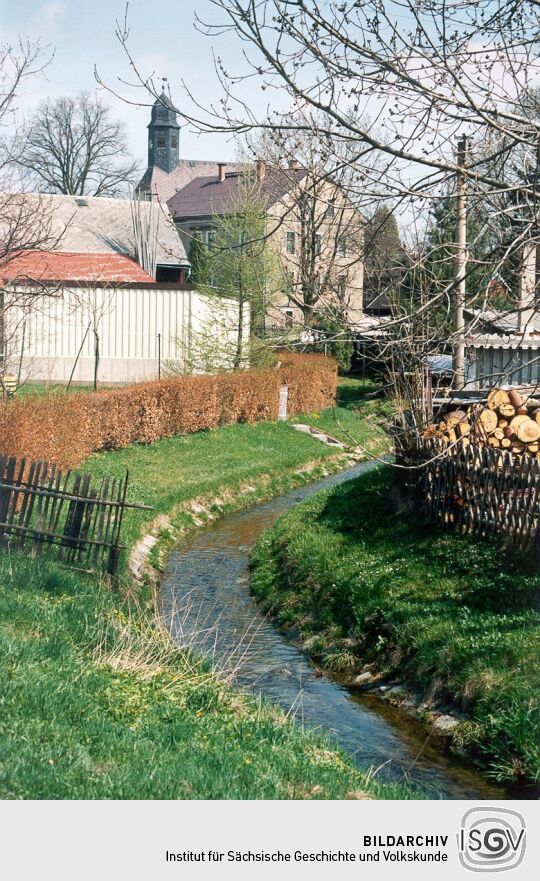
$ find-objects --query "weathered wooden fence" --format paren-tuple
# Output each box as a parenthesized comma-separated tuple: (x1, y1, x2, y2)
(419, 437, 540, 551)
(0, 455, 150, 575)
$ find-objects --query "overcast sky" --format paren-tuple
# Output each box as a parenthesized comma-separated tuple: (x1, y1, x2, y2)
(0, 0, 273, 169)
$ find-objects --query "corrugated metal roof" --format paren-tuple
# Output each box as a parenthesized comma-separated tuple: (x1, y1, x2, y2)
(0, 193, 188, 266)
(2, 251, 156, 284)
(466, 335, 540, 349)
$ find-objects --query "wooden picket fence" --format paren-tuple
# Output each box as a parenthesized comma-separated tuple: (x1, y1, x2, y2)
(0, 455, 150, 575)
(419, 437, 540, 551)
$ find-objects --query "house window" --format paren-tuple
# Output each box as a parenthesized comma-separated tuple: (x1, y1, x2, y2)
(337, 275, 347, 300)
(171, 135, 178, 148)
(315, 234, 322, 256)
(325, 200, 335, 219)
(285, 231, 296, 254)
(284, 309, 294, 327)
(156, 265, 182, 283)
(337, 236, 348, 257)
(157, 136, 166, 148)
(194, 228, 213, 246)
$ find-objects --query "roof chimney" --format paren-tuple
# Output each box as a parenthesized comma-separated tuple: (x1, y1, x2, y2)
(218, 162, 226, 182)
(256, 159, 266, 181)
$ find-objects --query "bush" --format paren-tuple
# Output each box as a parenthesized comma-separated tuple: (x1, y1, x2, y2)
(311, 310, 354, 374)
(0, 354, 337, 468)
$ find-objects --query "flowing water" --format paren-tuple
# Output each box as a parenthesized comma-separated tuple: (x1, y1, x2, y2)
(160, 461, 519, 799)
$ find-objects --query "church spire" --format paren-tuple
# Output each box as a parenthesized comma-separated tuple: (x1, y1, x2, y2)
(147, 88, 180, 173)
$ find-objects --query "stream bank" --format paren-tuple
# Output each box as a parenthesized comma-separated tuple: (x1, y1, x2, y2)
(160, 460, 514, 800)
(250, 465, 540, 796)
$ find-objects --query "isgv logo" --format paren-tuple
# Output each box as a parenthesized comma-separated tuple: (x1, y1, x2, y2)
(458, 807, 526, 872)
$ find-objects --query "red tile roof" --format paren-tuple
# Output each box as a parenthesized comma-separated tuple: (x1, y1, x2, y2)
(1, 251, 156, 284)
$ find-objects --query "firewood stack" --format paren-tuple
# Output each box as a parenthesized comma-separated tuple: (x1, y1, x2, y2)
(422, 389, 540, 459)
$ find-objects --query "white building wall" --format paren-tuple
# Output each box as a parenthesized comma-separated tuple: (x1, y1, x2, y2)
(6, 285, 248, 384)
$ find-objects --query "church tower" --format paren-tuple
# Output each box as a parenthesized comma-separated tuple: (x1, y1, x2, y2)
(148, 91, 180, 173)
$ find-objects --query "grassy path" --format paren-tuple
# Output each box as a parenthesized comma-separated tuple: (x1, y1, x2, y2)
(0, 392, 418, 800)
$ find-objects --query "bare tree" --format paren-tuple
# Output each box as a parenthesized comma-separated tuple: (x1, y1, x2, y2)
(242, 116, 367, 329)
(363, 207, 407, 312)
(105, 2, 540, 405)
(13, 93, 139, 196)
(0, 40, 65, 389)
(191, 172, 284, 367)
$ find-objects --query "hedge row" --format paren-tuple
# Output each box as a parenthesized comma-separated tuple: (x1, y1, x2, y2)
(0, 354, 337, 468)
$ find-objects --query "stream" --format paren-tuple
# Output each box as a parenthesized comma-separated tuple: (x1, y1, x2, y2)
(160, 460, 516, 799)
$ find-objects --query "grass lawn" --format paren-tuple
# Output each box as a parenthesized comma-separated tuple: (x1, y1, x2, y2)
(86, 421, 349, 557)
(0, 399, 415, 800)
(250, 465, 540, 785)
(13, 382, 116, 397)
(293, 377, 392, 450)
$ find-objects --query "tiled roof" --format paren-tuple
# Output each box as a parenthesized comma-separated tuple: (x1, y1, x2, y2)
(2, 251, 156, 284)
(167, 166, 307, 220)
(0, 193, 188, 266)
(138, 160, 245, 204)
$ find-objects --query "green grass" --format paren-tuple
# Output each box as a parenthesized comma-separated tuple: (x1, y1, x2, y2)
(83, 381, 392, 561)
(293, 377, 392, 450)
(0, 401, 417, 800)
(0, 553, 413, 799)
(250, 466, 540, 784)
(86, 421, 348, 559)
(13, 383, 116, 398)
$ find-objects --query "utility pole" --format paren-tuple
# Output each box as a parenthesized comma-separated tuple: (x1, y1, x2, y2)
(453, 135, 468, 390)
(519, 139, 540, 334)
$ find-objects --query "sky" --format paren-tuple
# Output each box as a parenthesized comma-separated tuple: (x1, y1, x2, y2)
(0, 0, 270, 169)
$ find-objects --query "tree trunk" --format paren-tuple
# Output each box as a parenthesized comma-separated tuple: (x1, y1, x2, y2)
(0, 291, 5, 383)
(234, 291, 245, 370)
(93, 328, 100, 391)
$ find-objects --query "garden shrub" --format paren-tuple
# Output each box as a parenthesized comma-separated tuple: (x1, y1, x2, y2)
(0, 353, 337, 468)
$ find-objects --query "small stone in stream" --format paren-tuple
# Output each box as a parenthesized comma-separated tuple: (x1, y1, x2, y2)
(402, 697, 418, 709)
(351, 672, 373, 686)
(388, 685, 406, 695)
(431, 714, 460, 734)
(379, 685, 389, 693)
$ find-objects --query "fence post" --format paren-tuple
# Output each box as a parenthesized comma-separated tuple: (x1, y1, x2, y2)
(278, 385, 288, 421)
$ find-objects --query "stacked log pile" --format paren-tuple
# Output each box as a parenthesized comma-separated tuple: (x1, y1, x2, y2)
(423, 389, 540, 459)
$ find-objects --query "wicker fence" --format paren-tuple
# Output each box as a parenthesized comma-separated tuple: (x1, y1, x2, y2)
(419, 437, 540, 551)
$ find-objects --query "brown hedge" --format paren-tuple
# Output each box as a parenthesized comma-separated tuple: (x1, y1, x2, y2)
(0, 353, 337, 469)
